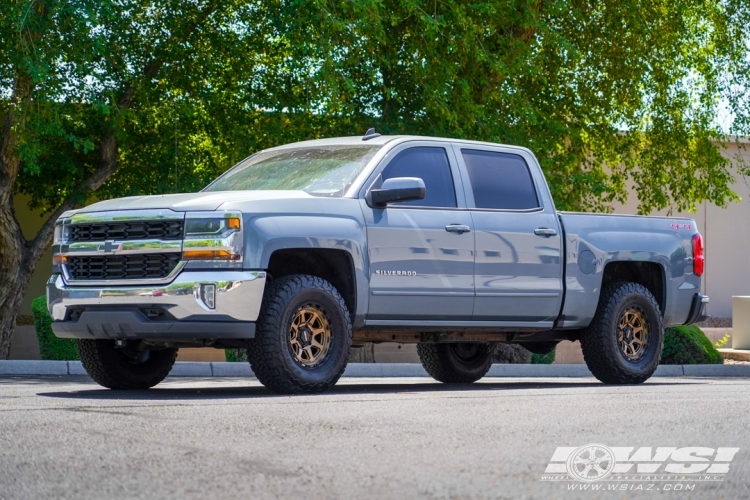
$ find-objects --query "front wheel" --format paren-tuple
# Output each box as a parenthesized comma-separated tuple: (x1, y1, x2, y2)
(417, 343, 494, 383)
(247, 275, 352, 394)
(580, 282, 664, 384)
(77, 340, 177, 390)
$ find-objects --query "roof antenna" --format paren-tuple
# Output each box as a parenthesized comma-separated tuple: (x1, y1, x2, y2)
(362, 127, 381, 141)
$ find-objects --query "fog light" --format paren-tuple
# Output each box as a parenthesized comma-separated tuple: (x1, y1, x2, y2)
(201, 284, 216, 310)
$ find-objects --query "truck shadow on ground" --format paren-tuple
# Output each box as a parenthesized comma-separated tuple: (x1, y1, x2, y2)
(30, 377, 698, 402)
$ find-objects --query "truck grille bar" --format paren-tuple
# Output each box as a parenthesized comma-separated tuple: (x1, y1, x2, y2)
(67, 253, 182, 280)
(69, 220, 184, 242)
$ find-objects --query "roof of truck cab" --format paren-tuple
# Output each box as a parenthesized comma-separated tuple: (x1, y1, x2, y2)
(262, 135, 533, 154)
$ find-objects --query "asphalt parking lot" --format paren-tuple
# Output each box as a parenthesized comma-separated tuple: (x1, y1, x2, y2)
(1, 376, 749, 500)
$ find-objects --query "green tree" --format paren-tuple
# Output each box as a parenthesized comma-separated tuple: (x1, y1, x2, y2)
(2, 0, 750, 357)
(0, 0, 280, 357)
(281, 0, 750, 211)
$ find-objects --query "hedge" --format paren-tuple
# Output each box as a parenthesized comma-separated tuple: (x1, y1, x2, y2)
(531, 349, 556, 364)
(31, 296, 79, 361)
(225, 348, 248, 362)
(660, 325, 723, 365)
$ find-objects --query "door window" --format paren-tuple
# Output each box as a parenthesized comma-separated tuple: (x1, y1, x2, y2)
(462, 149, 539, 210)
(380, 147, 456, 208)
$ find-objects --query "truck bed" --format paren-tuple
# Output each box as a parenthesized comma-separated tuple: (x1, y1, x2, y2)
(558, 212, 702, 328)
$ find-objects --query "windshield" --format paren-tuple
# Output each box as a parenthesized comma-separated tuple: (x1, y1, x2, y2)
(204, 145, 382, 197)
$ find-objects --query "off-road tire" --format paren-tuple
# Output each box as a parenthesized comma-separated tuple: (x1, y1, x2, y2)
(247, 275, 352, 394)
(77, 340, 177, 390)
(417, 343, 494, 383)
(580, 282, 664, 384)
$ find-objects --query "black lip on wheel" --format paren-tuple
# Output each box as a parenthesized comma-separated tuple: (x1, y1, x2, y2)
(247, 275, 353, 394)
(580, 282, 664, 385)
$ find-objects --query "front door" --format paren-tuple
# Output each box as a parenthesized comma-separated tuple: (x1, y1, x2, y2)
(362, 144, 475, 320)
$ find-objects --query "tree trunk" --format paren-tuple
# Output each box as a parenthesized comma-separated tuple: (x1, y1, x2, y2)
(0, 71, 32, 358)
(0, 240, 34, 359)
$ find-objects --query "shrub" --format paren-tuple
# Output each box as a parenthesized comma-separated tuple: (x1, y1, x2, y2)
(31, 296, 79, 360)
(660, 325, 723, 365)
(225, 348, 248, 362)
(493, 344, 532, 364)
(531, 349, 556, 364)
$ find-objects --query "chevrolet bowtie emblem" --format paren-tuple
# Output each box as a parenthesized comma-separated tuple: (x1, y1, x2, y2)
(97, 241, 121, 253)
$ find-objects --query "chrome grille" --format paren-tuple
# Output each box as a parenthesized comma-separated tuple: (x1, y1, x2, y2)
(67, 253, 181, 280)
(69, 220, 183, 242)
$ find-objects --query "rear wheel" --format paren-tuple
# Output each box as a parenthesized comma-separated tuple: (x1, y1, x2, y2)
(417, 342, 494, 383)
(580, 282, 664, 384)
(77, 340, 177, 390)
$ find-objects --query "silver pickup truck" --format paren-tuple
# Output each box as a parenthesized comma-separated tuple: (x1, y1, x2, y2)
(48, 132, 709, 393)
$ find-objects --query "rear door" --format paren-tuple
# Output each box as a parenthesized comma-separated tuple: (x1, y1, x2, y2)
(360, 142, 475, 321)
(452, 145, 563, 324)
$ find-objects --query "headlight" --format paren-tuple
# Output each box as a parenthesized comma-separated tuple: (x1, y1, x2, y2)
(184, 217, 241, 237)
(183, 213, 243, 261)
(52, 221, 67, 271)
(53, 223, 64, 245)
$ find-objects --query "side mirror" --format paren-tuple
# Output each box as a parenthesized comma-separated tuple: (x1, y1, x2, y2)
(368, 177, 426, 207)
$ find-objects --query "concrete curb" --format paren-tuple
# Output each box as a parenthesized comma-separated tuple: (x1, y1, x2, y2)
(1, 360, 749, 378)
(0, 360, 69, 376)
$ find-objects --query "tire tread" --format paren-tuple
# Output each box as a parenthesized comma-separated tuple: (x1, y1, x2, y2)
(77, 340, 177, 390)
(247, 275, 352, 394)
(580, 282, 663, 384)
(417, 343, 493, 383)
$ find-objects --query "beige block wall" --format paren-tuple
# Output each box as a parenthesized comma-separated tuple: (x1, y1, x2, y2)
(610, 141, 750, 319)
(13, 194, 53, 316)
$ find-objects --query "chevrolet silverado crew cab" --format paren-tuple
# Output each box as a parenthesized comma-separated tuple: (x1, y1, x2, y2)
(48, 131, 709, 393)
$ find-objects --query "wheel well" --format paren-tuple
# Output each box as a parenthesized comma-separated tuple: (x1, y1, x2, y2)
(267, 249, 356, 317)
(601, 261, 665, 314)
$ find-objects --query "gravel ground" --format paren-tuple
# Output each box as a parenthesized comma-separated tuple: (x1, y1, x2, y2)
(1, 375, 750, 500)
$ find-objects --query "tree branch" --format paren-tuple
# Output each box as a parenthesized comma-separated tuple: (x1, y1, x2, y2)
(0, 74, 33, 260)
(117, 2, 220, 111)
(26, 2, 223, 264)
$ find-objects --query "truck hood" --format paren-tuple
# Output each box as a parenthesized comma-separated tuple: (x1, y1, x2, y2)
(73, 190, 315, 214)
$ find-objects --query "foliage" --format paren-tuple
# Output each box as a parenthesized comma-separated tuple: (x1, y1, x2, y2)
(4, 1, 750, 357)
(660, 325, 723, 365)
(225, 348, 248, 363)
(531, 349, 556, 365)
(3, 0, 750, 216)
(278, 0, 750, 213)
(493, 344, 533, 364)
(31, 296, 79, 361)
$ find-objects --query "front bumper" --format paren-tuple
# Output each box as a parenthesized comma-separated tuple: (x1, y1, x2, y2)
(47, 270, 266, 340)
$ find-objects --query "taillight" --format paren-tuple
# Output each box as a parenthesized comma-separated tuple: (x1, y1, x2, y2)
(692, 234, 704, 276)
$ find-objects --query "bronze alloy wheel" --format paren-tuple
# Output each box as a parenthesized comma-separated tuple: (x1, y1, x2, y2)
(289, 303, 332, 368)
(617, 306, 650, 362)
(580, 282, 664, 384)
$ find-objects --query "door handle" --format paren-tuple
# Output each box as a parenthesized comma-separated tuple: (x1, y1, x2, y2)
(534, 228, 558, 237)
(445, 224, 471, 234)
